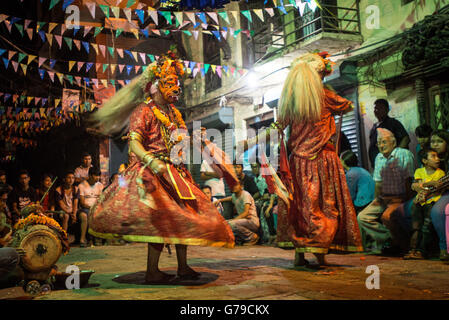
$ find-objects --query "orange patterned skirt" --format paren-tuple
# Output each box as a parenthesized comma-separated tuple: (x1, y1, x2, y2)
(276, 149, 363, 253)
(88, 161, 235, 248)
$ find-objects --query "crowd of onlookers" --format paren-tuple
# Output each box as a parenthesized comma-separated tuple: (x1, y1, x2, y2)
(0, 152, 110, 249)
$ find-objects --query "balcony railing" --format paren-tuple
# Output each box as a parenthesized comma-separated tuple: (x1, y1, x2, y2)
(251, 1, 362, 63)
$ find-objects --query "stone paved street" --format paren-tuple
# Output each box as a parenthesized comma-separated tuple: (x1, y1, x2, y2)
(31, 243, 449, 300)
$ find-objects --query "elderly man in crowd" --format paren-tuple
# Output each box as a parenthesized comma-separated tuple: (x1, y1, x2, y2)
(368, 99, 410, 169)
(358, 128, 415, 255)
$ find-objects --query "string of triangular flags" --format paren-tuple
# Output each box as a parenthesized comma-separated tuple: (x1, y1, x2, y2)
(0, 47, 247, 79)
(0, 13, 254, 42)
(0, 92, 100, 113)
(0, 104, 95, 120)
(44, 0, 320, 26)
(0, 50, 248, 89)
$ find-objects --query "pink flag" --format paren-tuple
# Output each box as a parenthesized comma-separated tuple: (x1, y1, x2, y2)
(38, 57, 46, 67)
(99, 44, 106, 56)
(48, 71, 55, 82)
(54, 35, 63, 48)
(77, 61, 85, 71)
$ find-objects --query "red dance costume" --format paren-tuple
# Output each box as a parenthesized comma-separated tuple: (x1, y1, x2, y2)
(276, 88, 363, 253)
(88, 101, 235, 248)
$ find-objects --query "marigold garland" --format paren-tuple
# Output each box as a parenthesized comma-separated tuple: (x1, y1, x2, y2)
(150, 103, 186, 143)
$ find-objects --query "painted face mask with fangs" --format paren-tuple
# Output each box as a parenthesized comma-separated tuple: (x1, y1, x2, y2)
(159, 74, 181, 103)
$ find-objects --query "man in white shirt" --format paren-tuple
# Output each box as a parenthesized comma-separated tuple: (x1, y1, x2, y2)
(200, 158, 226, 198)
(74, 152, 93, 185)
(78, 167, 104, 247)
(215, 182, 260, 245)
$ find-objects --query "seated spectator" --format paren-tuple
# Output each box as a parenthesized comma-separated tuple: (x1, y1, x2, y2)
(0, 170, 13, 194)
(429, 130, 449, 262)
(9, 170, 38, 224)
(78, 167, 103, 247)
(250, 162, 277, 244)
(0, 189, 12, 229)
(415, 124, 433, 167)
(0, 232, 21, 288)
(368, 99, 410, 168)
(404, 148, 444, 260)
(358, 128, 415, 255)
(340, 150, 375, 213)
(202, 185, 224, 216)
(200, 158, 226, 199)
(233, 164, 259, 198)
(215, 182, 260, 246)
(55, 171, 79, 238)
(74, 152, 93, 185)
(36, 173, 56, 217)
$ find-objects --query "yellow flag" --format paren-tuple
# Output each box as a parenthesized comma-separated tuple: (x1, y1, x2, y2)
(211, 65, 216, 73)
(56, 73, 64, 83)
(91, 43, 99, 55)
(27, 54, 37, 65)
(48, 23, 58, 33)
(69, 61, 76, 71)
(21, 64, 27, 75)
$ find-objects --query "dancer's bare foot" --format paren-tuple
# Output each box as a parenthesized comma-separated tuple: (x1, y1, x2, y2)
(145, 270, 175, 284)
(294, 252, 308, 267)
(177, 265, 200, 279)
(313, 253, 327, 266)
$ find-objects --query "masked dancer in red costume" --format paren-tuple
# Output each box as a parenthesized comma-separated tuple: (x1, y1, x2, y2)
(88, 50, 237, 283)
(243, 52, 363, 267)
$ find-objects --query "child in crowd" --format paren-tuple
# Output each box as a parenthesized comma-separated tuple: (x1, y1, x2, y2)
(202, 185, 224, 216)
(404, 148, 445, 259)
(415, 124, 433, 167)
(340, 150, 375, 214)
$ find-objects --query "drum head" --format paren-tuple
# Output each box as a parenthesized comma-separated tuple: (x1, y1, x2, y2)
(20, 225, 62, 272)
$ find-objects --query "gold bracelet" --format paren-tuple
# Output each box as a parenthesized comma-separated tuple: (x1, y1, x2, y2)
(129, 131, 143, 143)
(142, 152, 154, 165)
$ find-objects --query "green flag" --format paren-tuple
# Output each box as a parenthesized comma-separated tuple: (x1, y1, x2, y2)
(160, 11, 172, 24)
(204, 64, 210, 74)
(93, 27, 103, 37)
(49, 0, 61, 10)
(218, 11, 230, 24)
(103, 64, 108, 72)
(15, 23, 24, 37)
(64, 37, 72, 50)
(108, 46, 115, 57)
(126, 0, 136, 8)
(99, 5, 110, 18)
(115, 28, 123, 38)
(18, 53, 27, 63)
(241, 10, 252, 23)
(67, 75, 74, 84)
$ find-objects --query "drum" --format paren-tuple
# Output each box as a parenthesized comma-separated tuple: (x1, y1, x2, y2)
(11, 224, 63, 273)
